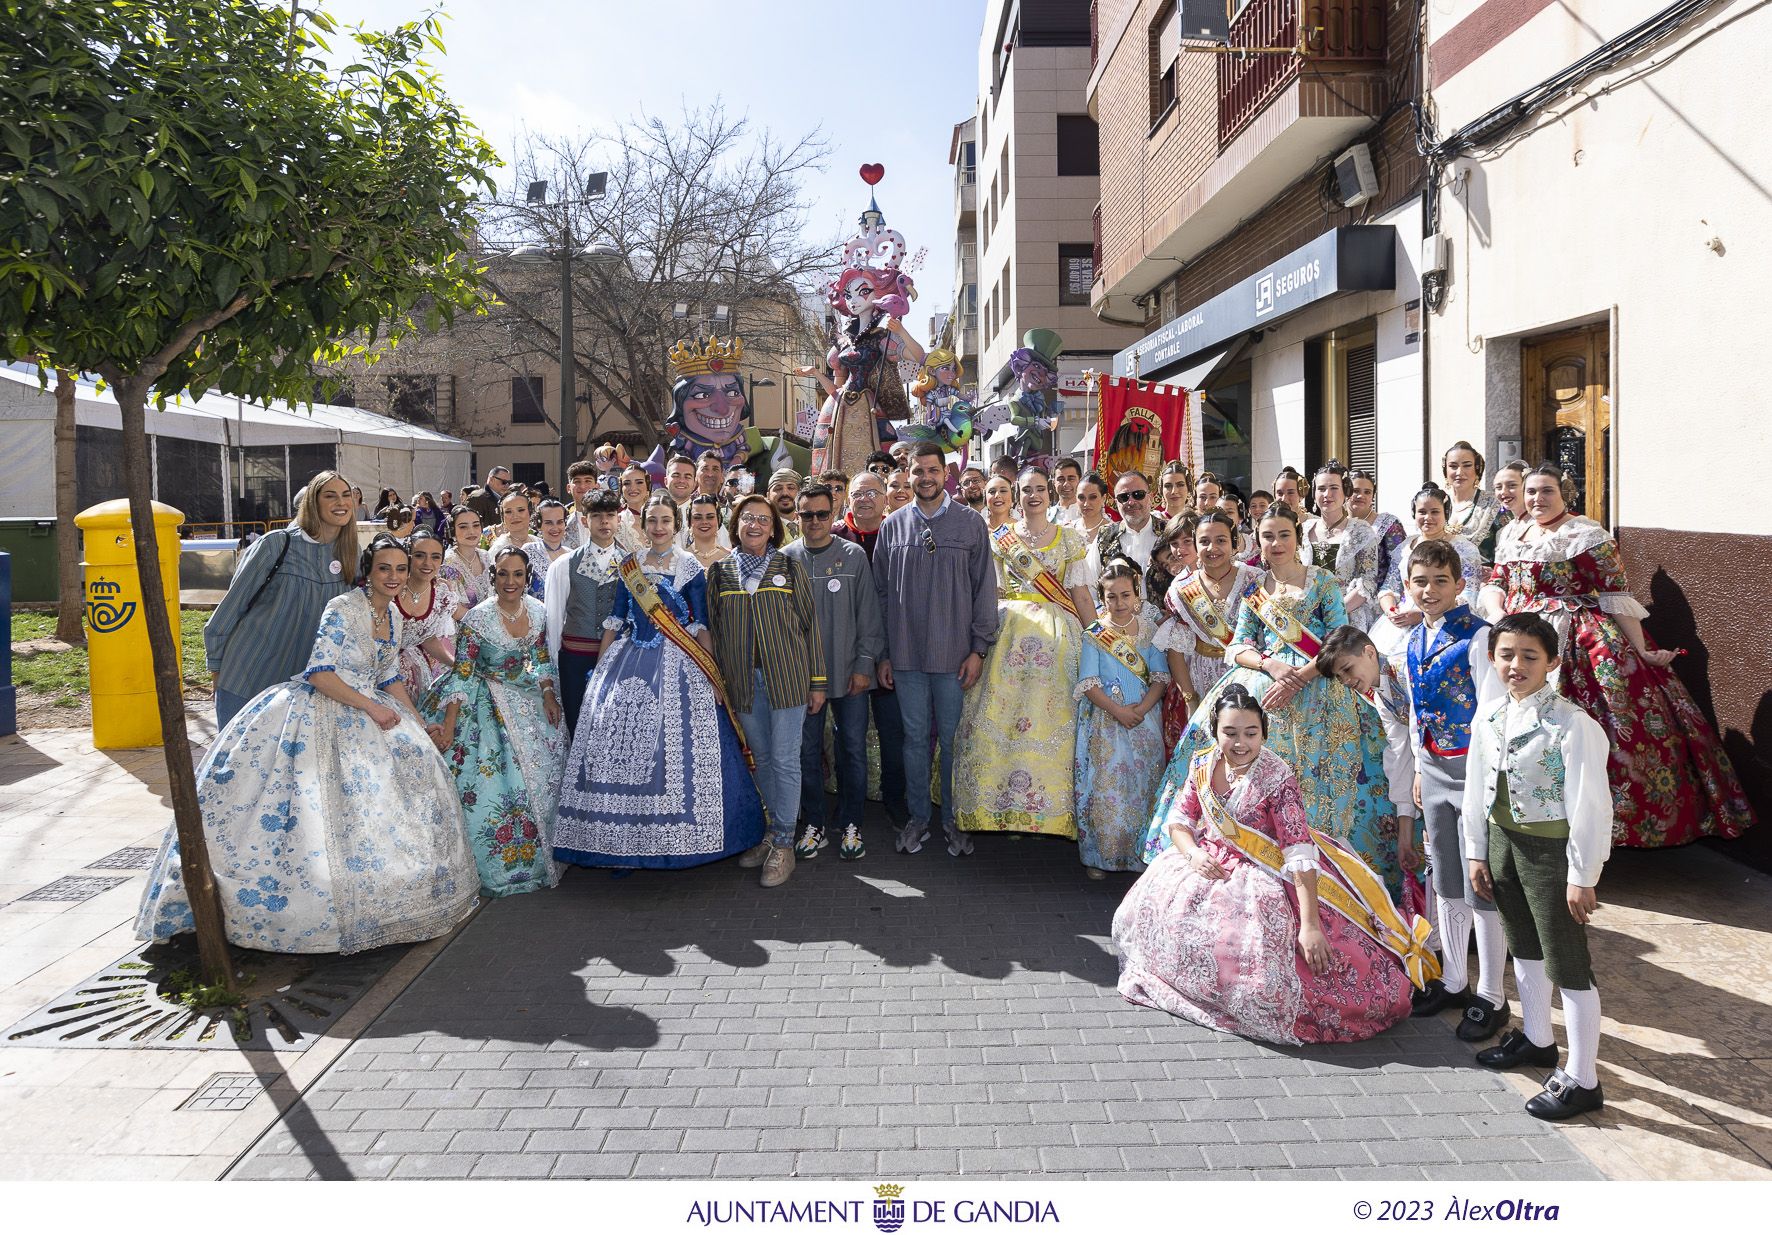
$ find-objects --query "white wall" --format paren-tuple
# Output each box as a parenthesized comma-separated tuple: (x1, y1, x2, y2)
(1426, 0, 1772, 533)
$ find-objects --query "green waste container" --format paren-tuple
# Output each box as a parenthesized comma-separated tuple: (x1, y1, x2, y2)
(0, 518, 60, 602)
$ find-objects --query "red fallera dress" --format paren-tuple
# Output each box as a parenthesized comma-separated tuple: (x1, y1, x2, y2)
(1487, 516, 1754, 848)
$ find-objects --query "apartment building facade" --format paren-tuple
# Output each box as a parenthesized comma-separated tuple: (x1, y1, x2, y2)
(1090, 0, 1424, 502)
(971, 0, 1142, 459)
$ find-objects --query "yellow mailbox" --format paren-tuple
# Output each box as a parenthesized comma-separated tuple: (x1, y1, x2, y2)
(74, 499, 184, 749)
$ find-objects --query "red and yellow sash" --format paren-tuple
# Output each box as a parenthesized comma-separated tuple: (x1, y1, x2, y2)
(1248, 582, 1323, 660)
(618, 556, 760, 777)
(1191, 757, 1440, 991)
(993, 523, 1145, 680)
(1173, 572, 1238, 661)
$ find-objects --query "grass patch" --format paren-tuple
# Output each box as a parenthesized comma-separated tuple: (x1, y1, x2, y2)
(10, 608, 211, 709)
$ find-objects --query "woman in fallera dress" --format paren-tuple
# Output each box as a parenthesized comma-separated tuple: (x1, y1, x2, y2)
(953, 466, 1093, 840)
(441, 505, 494, 620)
(1482, 464, 1755, 847)
(136, 534, 478, 954)
(1141, 503, 1402, 898)
(1348, 469, 1407, 609)
(426, 548, 568, 896)
(1300, 460, 1382, 631)
(1374, 483, 1483, 620)
(554, 494, 767, 869)
(1074, 563, 1169, 878)
(1113, 687, 1417, 1045)
(394, 527, 456, 703)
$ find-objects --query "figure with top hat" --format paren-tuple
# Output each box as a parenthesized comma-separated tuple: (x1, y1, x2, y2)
(811, 166, 926, 475)
(976, 328, 1063, 468)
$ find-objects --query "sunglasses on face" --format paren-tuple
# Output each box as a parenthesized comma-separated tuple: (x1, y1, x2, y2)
(798, 509, 833, 521)
(1115, 490, 1148, 504)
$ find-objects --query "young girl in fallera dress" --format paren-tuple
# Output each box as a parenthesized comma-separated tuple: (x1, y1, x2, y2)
(441, 505, 494, 621)
(394, 527, 456, 703)
(1113, 686, 1418, 1045)
(137, 534, 478, 954)
(1074, 562, 1169, 879)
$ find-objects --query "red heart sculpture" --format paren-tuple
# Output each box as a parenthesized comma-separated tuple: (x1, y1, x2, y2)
(859, 163, 885, 185)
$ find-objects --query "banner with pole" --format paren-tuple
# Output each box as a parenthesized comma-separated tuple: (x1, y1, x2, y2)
(1092, 376, 1190, 493)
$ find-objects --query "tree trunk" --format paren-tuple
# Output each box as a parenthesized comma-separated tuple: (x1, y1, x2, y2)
(114, 375, 232, 989)
(53, 369, 84, 645)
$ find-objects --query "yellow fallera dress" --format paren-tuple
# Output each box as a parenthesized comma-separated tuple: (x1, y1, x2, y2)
(953, 523, 1089, 837)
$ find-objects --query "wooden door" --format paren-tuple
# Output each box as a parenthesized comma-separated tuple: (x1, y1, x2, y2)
(1521, 324, 1611, 525)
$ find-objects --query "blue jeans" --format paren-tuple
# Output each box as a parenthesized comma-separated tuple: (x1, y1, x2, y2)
(739, 670, 806, 846)
(800, 692, 869, 832)
(893, 669, 964, 830)
(869, 686, 907, 816)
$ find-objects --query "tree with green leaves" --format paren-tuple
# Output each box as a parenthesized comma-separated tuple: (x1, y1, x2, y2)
(0, 0, 498, 983)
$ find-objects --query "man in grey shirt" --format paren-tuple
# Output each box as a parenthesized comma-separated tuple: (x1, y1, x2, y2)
(874, 441, 999, 857)
(785, 483, 885, 863)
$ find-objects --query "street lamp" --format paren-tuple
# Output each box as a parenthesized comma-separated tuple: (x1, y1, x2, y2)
(511, 174, 613, 487)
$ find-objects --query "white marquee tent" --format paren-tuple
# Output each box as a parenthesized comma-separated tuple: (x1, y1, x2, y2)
(0, 364, 471, 526)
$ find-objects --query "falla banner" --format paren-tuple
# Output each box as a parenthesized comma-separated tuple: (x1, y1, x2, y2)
(1093, 377, 1189, 493)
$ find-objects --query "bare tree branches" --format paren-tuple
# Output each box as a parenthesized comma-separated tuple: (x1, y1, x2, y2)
(461, 105, 838, 449)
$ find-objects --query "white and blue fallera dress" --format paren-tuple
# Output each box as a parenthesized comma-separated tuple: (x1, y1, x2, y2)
(553, 549, 765, 870)
(135, 590, 479, 954)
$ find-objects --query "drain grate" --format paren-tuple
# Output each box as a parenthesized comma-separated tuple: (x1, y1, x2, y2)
(2, 939, 407, 1052)
(181, 1072, 269, 1112)
(85, 847, 160, 871)
(13, 875, 130, 903)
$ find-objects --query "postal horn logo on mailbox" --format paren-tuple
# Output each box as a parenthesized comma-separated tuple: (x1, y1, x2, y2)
(872, 1184, 905, 1233)
(85, 578, 137, 634)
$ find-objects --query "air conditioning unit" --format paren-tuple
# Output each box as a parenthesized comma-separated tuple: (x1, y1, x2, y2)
(1333, 144, 1379, 209)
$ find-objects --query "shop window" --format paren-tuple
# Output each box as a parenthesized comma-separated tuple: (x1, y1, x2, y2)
(1201, 363, 1252, 501)
(511, 374, 546, 424)
(1059, 245, 1094, 306)
(1056, 115, 1099, 176)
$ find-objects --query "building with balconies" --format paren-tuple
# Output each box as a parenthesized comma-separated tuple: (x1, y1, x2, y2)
(970, 0, 1142, 461)
(1089, 0, 1424, 501)
(946, 118, 980, 387)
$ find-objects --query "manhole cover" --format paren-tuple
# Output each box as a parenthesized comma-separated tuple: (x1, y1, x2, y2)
(13, 875, 130, 903)
(85, 847, 160, 871)
(2, 939, 407, 1052)
(181, 1072, 269, 1112)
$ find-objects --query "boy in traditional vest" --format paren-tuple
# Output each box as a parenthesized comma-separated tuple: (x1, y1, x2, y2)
(1398, 538, 1508, 1039)
(544, 489, 625, 733)
(1462, 611, 1613, 1120)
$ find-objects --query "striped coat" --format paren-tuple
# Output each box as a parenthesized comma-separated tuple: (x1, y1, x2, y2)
(706, 550, 826, 713)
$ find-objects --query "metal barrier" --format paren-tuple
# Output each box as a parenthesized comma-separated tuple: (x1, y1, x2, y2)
(178, 520, 290, 541)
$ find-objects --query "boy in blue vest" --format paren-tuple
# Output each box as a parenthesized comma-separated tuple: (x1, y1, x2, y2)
(1318, 538, 1506, 1036)
(1462, 611, 1613, 1119)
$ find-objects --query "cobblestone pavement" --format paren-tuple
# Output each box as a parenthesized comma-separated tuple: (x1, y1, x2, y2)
(229, 815, 1602, 1182)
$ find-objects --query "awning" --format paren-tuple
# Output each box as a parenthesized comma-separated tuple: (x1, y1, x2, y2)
(1168, 343, 1237, 393)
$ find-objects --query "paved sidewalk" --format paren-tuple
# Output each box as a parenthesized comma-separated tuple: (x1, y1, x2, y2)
(0, 724, 457, 1179)
(231, 824, 1606, 1182)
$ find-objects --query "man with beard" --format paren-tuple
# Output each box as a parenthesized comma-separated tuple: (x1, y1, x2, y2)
(767, 468, 802, 542)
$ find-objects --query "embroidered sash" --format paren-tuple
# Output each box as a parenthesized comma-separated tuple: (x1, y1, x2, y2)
(993, 523, 1146, 679)
(1174, 573, 1237, 660)
(1190, 757, 1440, 990)
(1247, 583, 1323, 660)
(1083, 620, 1149, 684)
(618, 556, 762, 782)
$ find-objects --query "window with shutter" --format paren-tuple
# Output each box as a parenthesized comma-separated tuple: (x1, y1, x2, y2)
(1346, 343, 1378, 475)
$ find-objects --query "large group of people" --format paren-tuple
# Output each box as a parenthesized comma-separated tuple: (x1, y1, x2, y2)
(137, 438, 1755, 1125)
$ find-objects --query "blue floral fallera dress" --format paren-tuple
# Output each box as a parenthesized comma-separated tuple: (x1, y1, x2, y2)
(1074, 616, 1170, 872)
(135, 590, 479, 954)
(1138, 567, 1403, 898)
(424, 596, 568, 897)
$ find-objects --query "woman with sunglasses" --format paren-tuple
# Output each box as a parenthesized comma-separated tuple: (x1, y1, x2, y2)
(683, 493, 732, 570)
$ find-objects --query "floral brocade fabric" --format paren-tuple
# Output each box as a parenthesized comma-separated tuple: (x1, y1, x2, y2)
(954, 526, 1090, 838)
(1492, 524, 1755, 847)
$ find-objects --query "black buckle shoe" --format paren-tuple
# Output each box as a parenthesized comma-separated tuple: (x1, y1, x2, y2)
(1410, 979, 1470, 1018)
(1476, 1028, 1560, 1071)
(1525, 1072, 1604, 1121)
(1455, 995, 1509, 1042)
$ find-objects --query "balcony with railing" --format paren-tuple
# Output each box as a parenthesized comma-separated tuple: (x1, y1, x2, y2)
(1218, 0, 1387, 148)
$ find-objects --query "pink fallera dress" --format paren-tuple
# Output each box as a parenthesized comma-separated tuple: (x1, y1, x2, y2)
(1112, 747, 1413, 1045)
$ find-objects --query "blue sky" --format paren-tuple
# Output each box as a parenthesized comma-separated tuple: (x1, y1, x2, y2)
(328, 0, 985, 324)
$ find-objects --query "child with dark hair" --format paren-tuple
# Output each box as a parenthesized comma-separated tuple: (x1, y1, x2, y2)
(1461, 611, 1613, 1120)
(1113, 683, 1423, 1044)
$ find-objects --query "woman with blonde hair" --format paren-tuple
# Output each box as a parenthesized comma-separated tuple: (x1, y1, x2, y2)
(205, 470, 359, 726)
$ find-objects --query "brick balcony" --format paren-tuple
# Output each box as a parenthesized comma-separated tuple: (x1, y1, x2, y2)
(1220, 0, 1388, 147)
